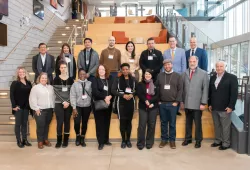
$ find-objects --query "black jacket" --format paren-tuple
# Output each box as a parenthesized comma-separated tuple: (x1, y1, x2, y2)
(137, 81, 159, 111)
(208, 72, 238, 111)
(55, 56, 77, 80)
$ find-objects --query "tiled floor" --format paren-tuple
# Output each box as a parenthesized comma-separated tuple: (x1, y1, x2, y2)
(0, 141, 250, 170)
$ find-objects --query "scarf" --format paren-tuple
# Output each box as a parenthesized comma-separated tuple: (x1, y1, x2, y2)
(144, 79, 155, 95)
(82, 48, 93, 73)
(63, 53, 74, 78)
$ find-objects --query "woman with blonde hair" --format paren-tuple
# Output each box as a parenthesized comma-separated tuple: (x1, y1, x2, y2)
(29, 72, 55, 149)
(10, 67, 32, 148)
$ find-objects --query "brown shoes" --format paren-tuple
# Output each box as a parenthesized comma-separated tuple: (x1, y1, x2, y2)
(159, 141, 168, 148)
(170, 141, 176, 149)
(38, 142, 44, 149)
(43, 140, 52, 147)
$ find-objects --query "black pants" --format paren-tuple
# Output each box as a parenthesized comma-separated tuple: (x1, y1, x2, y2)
(120, 119, 132, 142)
(94, 108, 112, 145)
(34, 108, 53, 142)
(14, 109, 29, 140)
(54, 103, 72, 136)
(74, 106, 91, 136)
(137, 108, 158, 147)
(184, 109, 203, 142)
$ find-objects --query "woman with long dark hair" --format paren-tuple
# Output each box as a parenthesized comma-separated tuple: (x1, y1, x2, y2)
(55, 43, 77, 80)
(112, 63, 137, 149)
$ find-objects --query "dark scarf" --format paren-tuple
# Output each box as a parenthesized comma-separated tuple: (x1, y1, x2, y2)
(63, 53, 74, 78)
(118, 74, 135, 93)
(82, 48, 93, 73)
(144, 79, 155, 95)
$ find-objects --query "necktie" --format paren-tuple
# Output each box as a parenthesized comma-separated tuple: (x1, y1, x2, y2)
(191, 50, 194, 56)
(190, 70, 194, 80)
(171, 50, 175, 60)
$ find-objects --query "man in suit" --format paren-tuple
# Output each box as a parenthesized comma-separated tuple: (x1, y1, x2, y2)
(208, 61, 238, 150)
(78, 38, 99, 82)
(182, 56, 209, 148)
(32, 43, 55, 84)
(186, 37, 208, 71)
(163, 36, 186, 115)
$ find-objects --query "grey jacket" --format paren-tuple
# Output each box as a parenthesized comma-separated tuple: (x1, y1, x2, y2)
(77, 48, 99, 76)
(182, 68, 209, 110)
(70, 80, 92, 109)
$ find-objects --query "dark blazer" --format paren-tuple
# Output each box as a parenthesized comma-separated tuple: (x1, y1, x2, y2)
(208, 72, 238, 111)
(137, 81, 159, 111)
(186, 48, 208, 71)
(32, 53, 55, 83)
(55, 56, 77, 80)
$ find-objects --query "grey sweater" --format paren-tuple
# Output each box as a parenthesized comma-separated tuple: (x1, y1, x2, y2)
(70, 80, 92, 109)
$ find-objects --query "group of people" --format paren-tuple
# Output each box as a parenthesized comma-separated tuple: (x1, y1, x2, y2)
(9, 35, 238, 151)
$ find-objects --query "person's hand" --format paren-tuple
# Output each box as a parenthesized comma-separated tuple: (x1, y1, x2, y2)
(73, 109, 78, 118)
(123, 95, 130, 100)
(225, 107, 232, 114)
(200, 105, 205, 111)
(108, 95, 112, 100)
(208, 106, 212, 112)
(131, 73, 135, 77)
(128, 94, 133, 100)
(13, 107, 20, 111)
(36, 110, 41, 116)
(145, 100, 150, 106)
(63, 102, 70, 109)
(149, 104, 154, 108)
(172, 102, 178, 107)
(180, 102, 185, 109)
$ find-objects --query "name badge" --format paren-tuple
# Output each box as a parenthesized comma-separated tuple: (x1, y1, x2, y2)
(103, 85, 108, 91)
(86, 60, 89, 65)
(148, 56, 153, 60)
(108, 55, 113, 59)
(146, 88, 149, 93)
(62, 87, 68, 92)
(164, 85, 170, 90)
(129, 59, 134, 63)
(125, 88, 132, 93)
(82, 94, 87, 99)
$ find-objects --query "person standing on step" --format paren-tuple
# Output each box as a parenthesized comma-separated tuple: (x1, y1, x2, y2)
(136, 69, 159, 150)
(163, 36, 186, 116)
(208, 61, 238, 150)
(70, 69, 92, 147)
(32, 43, 55, 84)
(78, 38, 99, 82)
(139, 37, 163, 82)
(53, 61, 74, 148)
(55, 43, 76, 80)
(10, 67, 32, 148)
(100, 36, 121, 78)
(29, 72, 55, 149)
(112, 63, 137, 149)
(92, 64, 114, 150)
(182, 56, 209, 149)
(156, 59, 183, 149)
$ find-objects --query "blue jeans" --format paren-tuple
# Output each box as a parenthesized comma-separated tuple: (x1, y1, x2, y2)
(159, 103, 177, 142)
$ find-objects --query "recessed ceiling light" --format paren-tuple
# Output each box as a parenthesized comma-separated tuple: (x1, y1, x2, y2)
(58, 41, 62, 43)
(47, 48, 50, 50)
(29, 72, 35, 75)
(76, 19, 79, 22)
(0, 92, 7, 96)
(62, 33, 66, 36)
(66, 27, 70, 29)
(77, 27, 81, 29)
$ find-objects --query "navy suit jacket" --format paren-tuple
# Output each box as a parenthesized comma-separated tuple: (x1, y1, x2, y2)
(186, 48, 208, 71)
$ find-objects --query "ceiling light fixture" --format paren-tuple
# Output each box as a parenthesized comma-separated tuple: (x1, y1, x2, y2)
(62, 33, 66, 36)
(101, 1, 114, 3)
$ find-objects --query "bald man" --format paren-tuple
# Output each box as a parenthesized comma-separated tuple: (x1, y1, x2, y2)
(208, 61, 238, 150)
(100, 36, 121, 78)
(185, 37, 208, 71)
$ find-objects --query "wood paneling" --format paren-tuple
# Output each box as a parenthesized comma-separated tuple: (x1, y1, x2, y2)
(94, 16, 148, 24)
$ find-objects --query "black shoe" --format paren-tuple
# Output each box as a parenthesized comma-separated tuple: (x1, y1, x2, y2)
(55, 135, 62, 149)
(182, 140, 192, 146)
(62, 134, 69, 148)
(126, 140, 132, 148)
(80, 136, 86, 147)
(146, 145, 152, 149)
(219, 146, 230, 150)
(22, 139, 32, 147)
(211, 142, 222, 147)
(17, 140, 24, 148)
(121, 141, 126, 149)
(104, 141, 112, 146)
(195, 141, 201, 148)
(98, 144, 104, 150)
(137, 144, 144, 150)
(75, 135, 80, 146)
(177, 112, 182, 116)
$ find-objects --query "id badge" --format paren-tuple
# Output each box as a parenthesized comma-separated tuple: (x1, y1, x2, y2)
(125, 88, 132, 93)
(108, 55, 113, 59)
(86, 60, 89, 65)
(103, 85, 108, 91)
(148, 56, 153, 60)
(82, 94, 87, 99)
(129, 59, 134, 63)
(164, 85, 170, 90)
(146, 88, 149, 93)
(62, 87, 68, 92)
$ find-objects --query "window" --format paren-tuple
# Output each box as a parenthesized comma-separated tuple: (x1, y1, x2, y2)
(240, 42, 249, 77)
(230, 44, 238, 76)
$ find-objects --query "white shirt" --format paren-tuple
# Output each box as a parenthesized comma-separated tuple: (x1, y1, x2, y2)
(215, 72, 225, 89)
(40, 53, 46, 66)
(190, 47, 197, 57)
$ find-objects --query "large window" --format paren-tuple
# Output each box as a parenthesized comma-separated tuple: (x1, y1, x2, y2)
(230, 44, 238, 76)
(240, 42, 249, 77)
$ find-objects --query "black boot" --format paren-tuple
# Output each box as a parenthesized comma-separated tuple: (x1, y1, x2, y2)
(17, 139, 24, 148)
(62, 134, 69, 148)
(22, 139, 32, 146)
(126, 131, 132, 148)
(121, 131, 126, 149)
(55, 135, 62, 148)
(75, 135, 80, 146)
(80, 135, 86, 147)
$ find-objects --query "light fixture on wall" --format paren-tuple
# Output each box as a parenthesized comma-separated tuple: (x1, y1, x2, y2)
(20, 14, 31, 27)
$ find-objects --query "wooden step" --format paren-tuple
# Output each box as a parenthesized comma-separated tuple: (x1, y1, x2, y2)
(0, 107, 12, 115)
(0, 114, 15, 123)
(0, 98, 11, 107)
(0, 123, 15, 135)
(94, 16, 147, 24)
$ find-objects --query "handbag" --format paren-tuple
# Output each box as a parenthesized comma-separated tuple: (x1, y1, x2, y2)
(93, 79, 110, 111)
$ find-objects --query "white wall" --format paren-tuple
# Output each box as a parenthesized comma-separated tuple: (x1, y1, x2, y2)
(0, 0, 71, 88)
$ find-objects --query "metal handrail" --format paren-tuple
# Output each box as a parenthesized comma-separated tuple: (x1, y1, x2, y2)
(0, 4, 71, 64)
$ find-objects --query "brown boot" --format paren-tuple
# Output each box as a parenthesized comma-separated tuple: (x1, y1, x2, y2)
(43, 140, 52, 147)
(170, 141, 176, 149)
(38, 142, 44, 149)
(159, 141, 168, 148)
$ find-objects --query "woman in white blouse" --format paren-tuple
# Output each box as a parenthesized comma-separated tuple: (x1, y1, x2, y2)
(29, 72, 55, 149)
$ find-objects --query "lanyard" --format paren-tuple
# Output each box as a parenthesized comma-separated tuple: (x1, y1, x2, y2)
(81, 82, 86, 95)
(125, 79, 131, 88)
(100, 78, 109, 95)
(61, 79, 67, 88)
(164, 73, 173, 85)
(147, 49, 155, 56)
